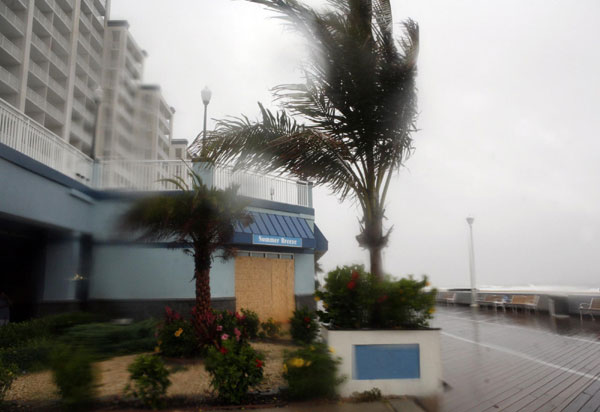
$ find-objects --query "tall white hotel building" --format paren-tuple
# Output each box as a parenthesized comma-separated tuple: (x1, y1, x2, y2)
(0, 0, 183, 160)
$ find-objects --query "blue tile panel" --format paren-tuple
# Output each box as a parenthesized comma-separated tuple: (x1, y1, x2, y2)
(353, 344, 420, 380)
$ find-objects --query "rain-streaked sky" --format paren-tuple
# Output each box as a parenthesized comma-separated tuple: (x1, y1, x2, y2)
(110, 0, 600, 289)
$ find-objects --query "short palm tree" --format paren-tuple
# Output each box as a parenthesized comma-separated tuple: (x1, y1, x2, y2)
(121, 171, 252, 314)
(193, 0, 419, 279)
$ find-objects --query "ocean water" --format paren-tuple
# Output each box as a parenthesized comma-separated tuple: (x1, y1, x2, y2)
(457, 285, 600, 294)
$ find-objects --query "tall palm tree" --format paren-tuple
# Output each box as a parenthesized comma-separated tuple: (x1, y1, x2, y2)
(193, 0, 419, 279)
(121, 171, 252, 314)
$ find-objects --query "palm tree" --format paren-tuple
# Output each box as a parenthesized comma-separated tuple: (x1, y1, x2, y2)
(193, 0, 419, 279)
(121, 171, 252, 314)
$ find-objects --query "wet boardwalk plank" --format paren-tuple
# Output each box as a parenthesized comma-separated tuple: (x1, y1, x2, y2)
(434, 306, 600, 411)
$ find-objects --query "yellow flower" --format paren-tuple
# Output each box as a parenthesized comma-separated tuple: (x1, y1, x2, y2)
(290, 357, 305, 368)
(305, 361, 312, 367)
(425, 281, 431, 287)
(282, 364, 288, 373)
(323, 303, 328, 309)
(174, 328, 183, 337)
(329, 347, 335, 354)
(314, 296, 321, 302)
(428, 307, 436, 314)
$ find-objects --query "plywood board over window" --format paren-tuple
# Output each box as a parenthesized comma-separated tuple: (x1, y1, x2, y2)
(235, 256, 294, 323)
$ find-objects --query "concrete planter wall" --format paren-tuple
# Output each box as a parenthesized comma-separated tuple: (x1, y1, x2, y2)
(321, 327, 442, 397)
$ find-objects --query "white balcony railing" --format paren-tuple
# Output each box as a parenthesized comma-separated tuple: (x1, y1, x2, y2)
(94, 160, 191, 191)
(0, 99, 313, 207)
(0, 97, 94, 182)
(213, 165, 311, 207)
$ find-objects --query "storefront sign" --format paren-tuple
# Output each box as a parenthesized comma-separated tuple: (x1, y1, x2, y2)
(252, 234, 302, 248)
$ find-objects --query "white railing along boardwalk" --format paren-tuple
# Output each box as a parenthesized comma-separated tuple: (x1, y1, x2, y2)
(0, 98, 94, 182)
(0, 98, 312, 207)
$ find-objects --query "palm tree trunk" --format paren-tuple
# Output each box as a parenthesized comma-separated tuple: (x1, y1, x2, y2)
(367, 211, 384, 279)
(358, 198, 386, 280)
(194, 251, 212, 314)
(369, 246, 383, 280)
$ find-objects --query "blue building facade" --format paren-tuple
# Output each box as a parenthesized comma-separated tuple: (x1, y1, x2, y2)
(0, 139, 327, 321)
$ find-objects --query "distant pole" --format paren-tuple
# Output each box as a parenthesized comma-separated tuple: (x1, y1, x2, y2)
(467, 216, 478, 308)
(201, 86, 212, 153)
(91, 87, 104, 161)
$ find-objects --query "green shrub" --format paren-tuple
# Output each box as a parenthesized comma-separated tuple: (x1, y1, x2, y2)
(0, 360, 17, 404)
(240, 309, 260, 339)
(283, 343, 342, 400)
(258, 318, 282, 339)
(0, 337, 54, 372)
(51, 345, 97, 410)
(204, 339, 264, 404)
(61, 319, 157, 357)
(157, 319, 198, 358)
(0, 312, 103, 348)
(124, 354, 171, 409)
(43, 312, 106, 335)
(315, 264, 436, 329)
(290, 307, 318, 344)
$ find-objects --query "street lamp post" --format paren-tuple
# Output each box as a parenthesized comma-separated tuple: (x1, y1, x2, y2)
(466, 216, 478, 308)
(201, 86, 212, 148)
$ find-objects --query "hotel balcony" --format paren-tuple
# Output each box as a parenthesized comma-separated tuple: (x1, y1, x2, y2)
(52, 3, 72, 34)
(0, 66, 19, 94)
(79, 11, 92, 34)
(0, 33, 22, 65)
(0, 98, 313, 207)
(31, 33, 69, 74)
(52, 29, 71, 56)
(33, 9, 53, 38)
(0, 2, 26, 36)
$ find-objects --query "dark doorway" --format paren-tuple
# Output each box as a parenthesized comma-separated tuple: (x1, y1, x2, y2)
(0, 218, 46, 322)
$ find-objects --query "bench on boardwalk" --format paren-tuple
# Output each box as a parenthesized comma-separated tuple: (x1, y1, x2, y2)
(477, 294, 506, 312)
(506, 295, 539, 313)
(436, 292, 457, 306)
(579, 298, 600, 321)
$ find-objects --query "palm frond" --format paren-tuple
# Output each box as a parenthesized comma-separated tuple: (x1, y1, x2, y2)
(193, 0, 420, 268)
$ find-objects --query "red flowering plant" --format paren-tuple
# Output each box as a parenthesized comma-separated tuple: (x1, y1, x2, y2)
(289, 306, 319, 344)
(204, 338, 265, 404)
(191, 308, 259, 352)
(315, 265, 436, 329)
(156, 306, 199, 358)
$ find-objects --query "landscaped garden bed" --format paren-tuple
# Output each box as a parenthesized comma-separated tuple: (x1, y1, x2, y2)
(0, 262, 439, 411)
(3, 341, 292, 411)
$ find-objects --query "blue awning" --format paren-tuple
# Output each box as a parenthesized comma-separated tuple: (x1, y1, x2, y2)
(314, 224, 328, 254)
(233, 211, 317, 249)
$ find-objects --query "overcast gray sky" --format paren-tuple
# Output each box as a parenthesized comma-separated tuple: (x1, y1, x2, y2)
(110, 0, 600, 289)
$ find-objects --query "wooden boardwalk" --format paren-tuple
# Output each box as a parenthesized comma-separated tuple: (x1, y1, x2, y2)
(433, 306, 600, 411)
